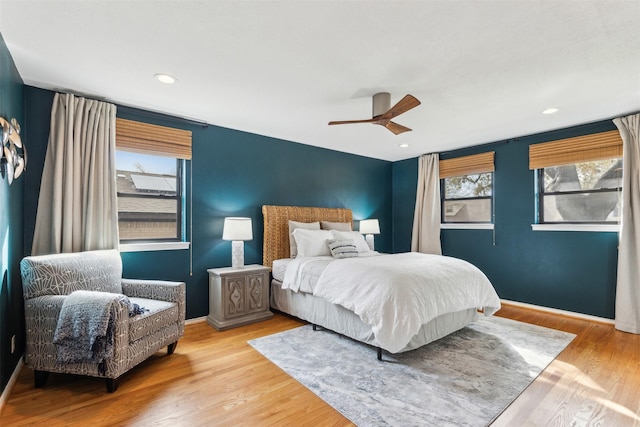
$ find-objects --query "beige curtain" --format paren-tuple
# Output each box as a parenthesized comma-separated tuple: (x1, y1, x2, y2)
(411, 153, 442, 255)
(32, 93, 119, 255)
(614, 113, 640, 333)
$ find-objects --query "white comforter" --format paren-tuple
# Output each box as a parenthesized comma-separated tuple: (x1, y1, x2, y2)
(282, 252, 501, 353)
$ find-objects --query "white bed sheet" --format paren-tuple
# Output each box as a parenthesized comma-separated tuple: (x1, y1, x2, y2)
(270, 279, 480, 353)
(272, 258, 293, 282)
(281, 252, 501, 353)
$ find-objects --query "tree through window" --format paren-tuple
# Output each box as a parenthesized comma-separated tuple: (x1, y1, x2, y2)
(539, 159, 622, 223)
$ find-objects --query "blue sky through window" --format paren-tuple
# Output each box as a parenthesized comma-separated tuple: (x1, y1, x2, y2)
(116, 151, 176, 175)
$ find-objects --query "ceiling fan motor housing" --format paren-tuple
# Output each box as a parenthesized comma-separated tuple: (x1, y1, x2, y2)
(372, 92, 391, 117)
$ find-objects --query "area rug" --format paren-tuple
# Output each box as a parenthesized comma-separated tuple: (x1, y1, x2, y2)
(248, 316, 575, 427)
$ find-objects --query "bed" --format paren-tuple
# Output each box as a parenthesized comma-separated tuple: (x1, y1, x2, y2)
(262, 205, 501, 359)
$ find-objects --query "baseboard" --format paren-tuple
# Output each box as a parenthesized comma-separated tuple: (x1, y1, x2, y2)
(185, 316, 206, 325)
(501, 299, 615, 325)
(0, 357, 23, 415)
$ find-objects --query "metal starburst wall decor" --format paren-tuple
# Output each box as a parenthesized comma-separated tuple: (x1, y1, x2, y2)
(0, 116, 26, 184)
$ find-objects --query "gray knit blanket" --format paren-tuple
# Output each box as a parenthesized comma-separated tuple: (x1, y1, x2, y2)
(53, 290, 145, 374)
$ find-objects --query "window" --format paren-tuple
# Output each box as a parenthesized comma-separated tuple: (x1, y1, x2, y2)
(530, 130, 623, 225)
(538, 159, 622, 223)
(442, 173, 493, 223)
(115, 118, 192, 242)
(440, 152, 495, 224)
(116, 152, 183, 241)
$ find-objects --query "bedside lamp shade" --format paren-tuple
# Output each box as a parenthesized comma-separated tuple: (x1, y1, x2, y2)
(359, 219, 380, 235)
(360, 219, 380, 251)
(223, 217, 253, 268)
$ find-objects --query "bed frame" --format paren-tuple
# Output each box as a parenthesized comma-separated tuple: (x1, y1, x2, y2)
(261, 204, 480, 360)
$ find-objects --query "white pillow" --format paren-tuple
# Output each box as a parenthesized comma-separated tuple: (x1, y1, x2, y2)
(292, 228, 334, 257)
(331, 230, 370, 253)
(288, 220, 320, 258)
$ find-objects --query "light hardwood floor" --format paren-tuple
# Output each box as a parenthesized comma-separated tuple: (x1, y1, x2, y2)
(1, 303, 639, 426)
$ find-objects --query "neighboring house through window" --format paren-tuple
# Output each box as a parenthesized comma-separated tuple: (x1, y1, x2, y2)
(116, 152, 182, 240)
(115, 118, 192, 242)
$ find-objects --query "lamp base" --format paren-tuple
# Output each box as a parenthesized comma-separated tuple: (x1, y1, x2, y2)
(231, 240, 245, 269)
(365, 234, 375, 251)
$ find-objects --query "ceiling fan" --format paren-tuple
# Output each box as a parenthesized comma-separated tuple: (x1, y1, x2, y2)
(328, 92, 421, 135)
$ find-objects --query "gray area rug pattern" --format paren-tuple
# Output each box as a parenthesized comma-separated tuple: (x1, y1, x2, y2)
(249, 316, 575, 427)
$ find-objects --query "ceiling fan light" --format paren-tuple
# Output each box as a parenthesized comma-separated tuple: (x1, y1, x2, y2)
(399, 143, 409, 148)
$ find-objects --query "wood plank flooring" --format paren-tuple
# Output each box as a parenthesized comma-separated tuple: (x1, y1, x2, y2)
(1, 303, 639, 426)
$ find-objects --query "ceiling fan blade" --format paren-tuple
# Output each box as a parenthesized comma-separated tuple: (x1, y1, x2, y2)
(384, 121, 412, 135)
(380, 95, 421, 120)
(328, 118, 377, 126)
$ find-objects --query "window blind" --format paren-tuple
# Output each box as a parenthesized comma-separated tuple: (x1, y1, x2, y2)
(529, 130, 622, 170)
(116, 118, 192, 160)
(439, 152, 495, 179)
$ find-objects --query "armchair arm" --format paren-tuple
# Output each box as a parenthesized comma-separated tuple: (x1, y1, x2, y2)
(121, 279, 186, 323)
(121, 279, 184, 302)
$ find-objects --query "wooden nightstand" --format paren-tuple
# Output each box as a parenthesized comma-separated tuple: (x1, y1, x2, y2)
(207, 264, 273, 330)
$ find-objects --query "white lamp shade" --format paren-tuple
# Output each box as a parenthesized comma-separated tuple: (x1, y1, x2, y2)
(359, 219, 380, 235)
(222, 217, 253, 241)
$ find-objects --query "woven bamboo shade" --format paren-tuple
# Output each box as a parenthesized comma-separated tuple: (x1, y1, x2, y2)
(529, 130, 622, 170)
(439, 152, 495, 179)
(116, 118, 192, 159)
(262, 205, 352, 267)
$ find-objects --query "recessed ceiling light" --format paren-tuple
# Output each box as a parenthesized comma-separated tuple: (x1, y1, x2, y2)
(154, 73, 177, 84)
(542, 108, 559, 115)
(399, 143, 409, 148)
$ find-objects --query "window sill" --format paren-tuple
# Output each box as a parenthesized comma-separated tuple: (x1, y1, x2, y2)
(441, 223, 494, 230)
(531, 224, 619, 233)
(119, 241, 191, 253)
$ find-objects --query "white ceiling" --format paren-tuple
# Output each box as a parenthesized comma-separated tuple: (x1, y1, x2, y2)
(1, 1, 639, 162)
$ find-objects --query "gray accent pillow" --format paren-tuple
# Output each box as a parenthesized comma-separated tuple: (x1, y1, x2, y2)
(320, 220, 352, 231)
(288, 220, 320, 258)
(327, 238, 359, 259)
(331, 230, 371, 253)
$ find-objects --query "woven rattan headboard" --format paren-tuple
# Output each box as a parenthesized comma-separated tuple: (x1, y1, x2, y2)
(262, 205, 353, 267)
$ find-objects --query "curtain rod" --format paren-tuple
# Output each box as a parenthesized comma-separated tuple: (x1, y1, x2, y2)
(38, 86, 209, 128)
(431, 138, 513, 158)
(116, 104, 209, 128)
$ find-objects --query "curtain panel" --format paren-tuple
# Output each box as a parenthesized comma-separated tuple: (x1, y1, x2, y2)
(32, 93, 119, 255)
(614, 113, 640, 334)
(411, 153, 442, 255)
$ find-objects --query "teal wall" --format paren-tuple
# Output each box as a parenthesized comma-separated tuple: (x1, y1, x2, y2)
(22, 87, 393, 320)
(392, 157, 418, 253)
(0, 33, 25, 394)
(392, 120, 619, 319)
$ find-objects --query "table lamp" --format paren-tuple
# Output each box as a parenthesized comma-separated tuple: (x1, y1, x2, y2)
(359, 219, 380, 251)
(222, 217, 253, 268)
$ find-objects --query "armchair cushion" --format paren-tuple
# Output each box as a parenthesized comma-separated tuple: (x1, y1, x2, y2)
(128, 298, 179, 342)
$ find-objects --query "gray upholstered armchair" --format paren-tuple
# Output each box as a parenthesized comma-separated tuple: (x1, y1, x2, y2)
(20, 249, 186, 392)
